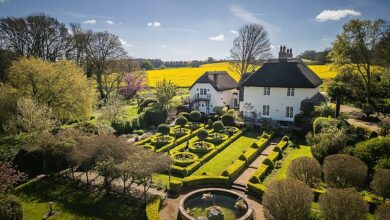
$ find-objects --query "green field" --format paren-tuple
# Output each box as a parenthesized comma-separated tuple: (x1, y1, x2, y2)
(193, 132, 258, 176)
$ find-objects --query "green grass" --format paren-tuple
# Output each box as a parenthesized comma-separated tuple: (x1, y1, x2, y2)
(193, 132, 258, 176)
(264, 145, 312, 184)
(15, 177, 144, 220)
(152, 173, 182, 188)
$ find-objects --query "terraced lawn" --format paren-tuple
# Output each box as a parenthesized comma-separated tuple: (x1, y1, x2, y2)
(264, 145, 312, 185)
(193, 132, 258, 176)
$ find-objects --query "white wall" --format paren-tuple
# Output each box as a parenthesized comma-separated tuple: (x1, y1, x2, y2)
(239, 86, 318, 121)
(189, 83, 237, 113)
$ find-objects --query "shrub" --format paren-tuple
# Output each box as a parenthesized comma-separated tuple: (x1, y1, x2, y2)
(353, 136, 390, 170)
(370, 169, 390, 201)
(312, 117, 345, 133)
(141, 103, 168, 128)
(177, 112, 189, 119)
(212, 121, 224, 134)
(282, 136, 289, 142)
(188, 142, 215, 154)
(169, 179, 182, 192)
(222, 159, 246, 179)
(263, 158, 274, 168)
(319, 188, 368, 220)
(375, 204, 390, 220)
(189, 111, 201, 123)
(0, 195, 23, 220)
(294, 113, 304, 127)
(157, 124, 170, 136)
(171, 152, 198, 166)
(287, 157, 321, 187)
(197, 129, 209, 141)
(323, 154, 367, 189)
(241, 147, 258, 163)
(221, 113, 235, 126)
(146, 197, 161, 220)
(139, 98, 158, 113)
(260, 133, 270, 139)
(182, 175, 229, 188)
(247, 182, 266, 198)
(207, 118, 213, 128)
(263, 179, 313, 220)
(175, 116, 188, 132)
(250, 164, 270, 183)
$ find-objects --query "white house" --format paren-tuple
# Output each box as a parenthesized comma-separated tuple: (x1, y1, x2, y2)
(189, 71, 239, 114)
(189, 46, 325, 121)
(238, 46, 325, 122)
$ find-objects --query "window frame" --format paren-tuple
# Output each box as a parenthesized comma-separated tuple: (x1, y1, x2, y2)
(263, 105, 270, 116)
(286, 106, 294, 118)
(287, 88, 295, 97)
(263, 87, 270, 96)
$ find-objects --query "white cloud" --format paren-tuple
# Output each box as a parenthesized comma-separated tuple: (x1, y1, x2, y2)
(161, 45, 168, 48)
(147, 21, 161, 27)
(316, 9, 361, 22)
(82, 19, 96, 24)
(230, 30, 238, 34)
(209, 34, 224, 41)
(119, 38, 133, 47)
(105, 20, 114, 25)
(229, 4, 280, 36)
(0, 0, 8, 3)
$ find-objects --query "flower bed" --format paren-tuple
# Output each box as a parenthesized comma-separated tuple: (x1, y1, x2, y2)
(171, 128, 190, 138)
(225, 126, 239, 135)
(205, 133, 228, 145)
(188, 142, 215, 154)
(172, 152, 199, 166)
(150, 135, 174, 148)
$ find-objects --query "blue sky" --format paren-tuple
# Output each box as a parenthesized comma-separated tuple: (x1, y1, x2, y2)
(0, 0, 389, 61)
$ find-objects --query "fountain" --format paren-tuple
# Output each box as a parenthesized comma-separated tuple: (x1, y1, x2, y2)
(179, 188, 253, 220)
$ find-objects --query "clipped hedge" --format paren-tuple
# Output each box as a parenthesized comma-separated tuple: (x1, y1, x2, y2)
(146, 197, 161, 220)
(249, 164, 271, 183)
(182, 175, 229, 188)
(241, 147, 258, 163)
(169, 179, 183, 193)
(222, 159, 246, 180)
(253, 138, 269, 151)
(171, 152, 198, 166)
(247, 182, 266, 198)
(268, 151, 281, 164)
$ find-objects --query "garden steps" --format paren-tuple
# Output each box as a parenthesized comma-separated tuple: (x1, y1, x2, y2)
(232, 137, 281, 187)
(231, 183, 247, 192)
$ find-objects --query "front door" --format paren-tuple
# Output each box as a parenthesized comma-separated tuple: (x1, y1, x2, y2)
(198, 101, 207, 113)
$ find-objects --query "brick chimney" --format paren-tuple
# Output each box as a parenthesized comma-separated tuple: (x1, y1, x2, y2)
(287, 48, 293, 58)
(213, 71, 218, 86)
(278, 45, 287, 60)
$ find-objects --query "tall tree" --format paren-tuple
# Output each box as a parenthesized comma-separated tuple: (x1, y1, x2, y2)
(0, 14, 71, 61)
(154, 79, 178, 110)
(86, 32, 127, 100)
(8, 58, 95, 120)
(230, 23, 271, 75)
(329, 19, 388, 109)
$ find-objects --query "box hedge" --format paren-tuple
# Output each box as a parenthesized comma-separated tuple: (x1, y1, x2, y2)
(247, 182, 266, 198)
(182, 175, 229, 188)
(146, 197, 161, 220)
(250, 164, 271, 183)
(221, 159, 246, 180)
(268, 151, 280, 163)
(169, 179, 183, 193)
(241, 147, 259, 163)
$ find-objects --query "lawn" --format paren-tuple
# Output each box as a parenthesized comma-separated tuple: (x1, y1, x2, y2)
(193, 132, 258, 176)
(146, 62, 337, 87)
(264, 145, 312, 184)
(15, 177, 144, 220)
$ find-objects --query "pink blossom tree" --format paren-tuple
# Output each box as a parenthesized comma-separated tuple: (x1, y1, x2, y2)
(0, 161, 26, 194)
(120, 72, 147, 99)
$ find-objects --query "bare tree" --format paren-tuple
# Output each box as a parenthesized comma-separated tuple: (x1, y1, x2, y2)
(0, 14, 71, 61)
(230, 24, 271, 76)
(86, 32, 127, 100)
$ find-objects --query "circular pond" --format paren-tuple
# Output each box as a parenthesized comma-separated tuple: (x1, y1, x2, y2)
(179, 188, 253, 220)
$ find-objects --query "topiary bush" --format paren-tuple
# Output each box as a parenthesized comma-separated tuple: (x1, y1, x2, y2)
(375, 204, 390, 220)
(353, 136, 390, 170)
(319, 188, 368, 220)
(0, 195, 23, 220)
(263, 179, 313, 220)
(175, 116, 188, 133)
(221, 113, 235, 126)
(139, 98, 158, 113)
(150, 135, 174, 148)
(370, 169, 390, 201)
(146, 196, 161, 220)
(287, 157, 321, 187)
(323, 154, 367, 189)
(206, 133, 228, 145)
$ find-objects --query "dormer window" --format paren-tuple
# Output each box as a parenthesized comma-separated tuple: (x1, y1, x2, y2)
(287, 88, 295, 96)
(264, 87, 270, 96)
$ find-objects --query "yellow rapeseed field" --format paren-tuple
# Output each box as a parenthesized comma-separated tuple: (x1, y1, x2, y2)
(146, 62, 337, 87)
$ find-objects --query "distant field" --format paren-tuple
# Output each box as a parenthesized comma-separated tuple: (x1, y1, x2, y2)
(146, 62, 337, 87)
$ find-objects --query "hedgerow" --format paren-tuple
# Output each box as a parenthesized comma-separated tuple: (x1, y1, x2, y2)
(221, 158, 246, 180)
(146, 197, 161, 220)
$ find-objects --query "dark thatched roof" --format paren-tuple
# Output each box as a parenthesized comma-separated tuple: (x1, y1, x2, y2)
(189, 71, 238, 91)
(239, 59, 323, 88)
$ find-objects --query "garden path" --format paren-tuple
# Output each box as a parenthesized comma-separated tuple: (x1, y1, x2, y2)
(233, 137, 280, 187)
